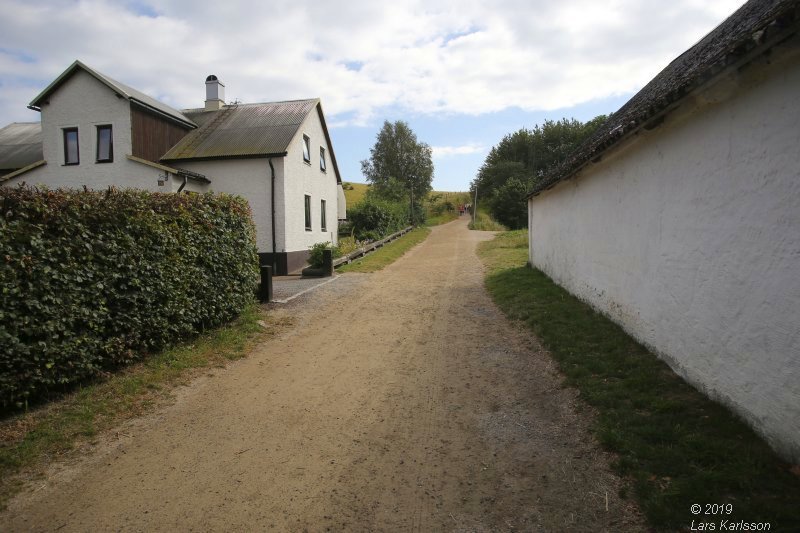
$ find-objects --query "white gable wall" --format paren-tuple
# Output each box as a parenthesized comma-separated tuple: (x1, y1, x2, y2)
(281, 106, 340, 251)
(5, 69, 162, 191)
(177, 158, 277, 253)
(527, 52, 800, 461)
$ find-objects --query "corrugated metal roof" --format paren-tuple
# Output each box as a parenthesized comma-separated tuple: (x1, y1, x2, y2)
(529, 0, 799, 197)
(162, 99, 319, 161)
(29, 60, 196, 129)
(0, 122, 43, 171)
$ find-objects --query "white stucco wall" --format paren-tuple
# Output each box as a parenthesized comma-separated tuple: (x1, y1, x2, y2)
(282, 106, 340, 251)
(175, 107, 341, 257)
(5, 69, 163, 192)
(527, 52, 800, 461)
(177, 158, 276, 253)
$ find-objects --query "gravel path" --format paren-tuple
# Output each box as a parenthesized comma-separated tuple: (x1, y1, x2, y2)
(2, 218, 644, 532)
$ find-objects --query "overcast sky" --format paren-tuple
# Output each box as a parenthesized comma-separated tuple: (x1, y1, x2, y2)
(0, 0, 745, 191)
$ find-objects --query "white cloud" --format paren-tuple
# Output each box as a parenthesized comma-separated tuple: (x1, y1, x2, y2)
(432, 143, 486, 159)
(0, 0, 747, 125)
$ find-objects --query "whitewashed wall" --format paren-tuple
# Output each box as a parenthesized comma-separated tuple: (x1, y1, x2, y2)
(527, 53, 800, 461)
(178, 158, 275, 253)
(5, 70, 161, 191)
(282, 106, 340, 251)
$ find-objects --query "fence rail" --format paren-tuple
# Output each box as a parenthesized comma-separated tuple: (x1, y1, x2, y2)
(333, 226, 414, 268)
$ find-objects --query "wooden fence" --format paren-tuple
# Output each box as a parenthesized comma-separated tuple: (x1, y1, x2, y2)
(333, 226, 413, 268)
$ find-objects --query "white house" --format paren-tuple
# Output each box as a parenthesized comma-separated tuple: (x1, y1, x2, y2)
(0, 61, 346, 275)
(527, 0, 800, 462)
(0, 122, 42, 176)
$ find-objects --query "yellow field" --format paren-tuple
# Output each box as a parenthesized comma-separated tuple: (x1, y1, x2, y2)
(343, 182, 470, 208)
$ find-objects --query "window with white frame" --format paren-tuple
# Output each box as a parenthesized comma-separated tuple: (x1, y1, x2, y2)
(320, 146, 326, 172)
(302, 135, 311, 163)
(321, 199, 327, 231)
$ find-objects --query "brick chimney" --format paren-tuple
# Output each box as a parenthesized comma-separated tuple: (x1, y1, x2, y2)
(205, 74, 225, 111)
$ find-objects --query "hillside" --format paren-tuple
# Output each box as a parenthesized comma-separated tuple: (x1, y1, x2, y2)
(342, 182, 370, 206)
(342, 182, 470, 208)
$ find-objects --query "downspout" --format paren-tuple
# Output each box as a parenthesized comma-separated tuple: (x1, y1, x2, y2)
(176, 173, 188, 193)
(268, 158, 277, 269)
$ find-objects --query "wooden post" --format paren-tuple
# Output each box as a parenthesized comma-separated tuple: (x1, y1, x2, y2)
(322, 249, 334, 277)
(259, 265, 273, 303)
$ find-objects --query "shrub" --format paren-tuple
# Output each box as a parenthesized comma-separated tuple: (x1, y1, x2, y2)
(347, 198, 409, 241)
(469, 210, 508, 231)
(0, 186, 259, 407)
(336, 236, 363, 256)
(308, 241, 342, 268)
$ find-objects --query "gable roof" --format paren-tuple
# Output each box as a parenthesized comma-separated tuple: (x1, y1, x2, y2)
(0, 160, 46, 184)
(29, 60, 196, 129)
(163, 99, 318, 161)
(161, 98, 343, 184)
(529, 0, 800, 198)
(0, 122, 43, 171)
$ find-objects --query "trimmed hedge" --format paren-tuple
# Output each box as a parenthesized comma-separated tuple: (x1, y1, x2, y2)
(0, 186, 259, 407)
(347, 198, 410, 241)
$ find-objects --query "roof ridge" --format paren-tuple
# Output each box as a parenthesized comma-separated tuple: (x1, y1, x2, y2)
(238, 97, 319, 106)
(29, 60, 196, 129)
(181, 98, 319, 113)
(529, 0, 799, 198)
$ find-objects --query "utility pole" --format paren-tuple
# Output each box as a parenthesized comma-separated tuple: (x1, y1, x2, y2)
(472, 185, 478, 223)
(410, 184, 414, 226)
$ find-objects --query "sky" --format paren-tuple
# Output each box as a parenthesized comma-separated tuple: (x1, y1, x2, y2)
(0, 0, 746, 191)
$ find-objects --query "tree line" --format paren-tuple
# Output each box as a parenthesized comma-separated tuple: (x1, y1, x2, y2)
(471, 116, 607, 229)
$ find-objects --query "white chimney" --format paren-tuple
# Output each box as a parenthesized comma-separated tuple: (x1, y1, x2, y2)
(205, 74, 225, 111)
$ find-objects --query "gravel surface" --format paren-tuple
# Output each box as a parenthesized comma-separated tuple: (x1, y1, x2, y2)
(2, 217, 645, 532)
(270, 274, 341, 303)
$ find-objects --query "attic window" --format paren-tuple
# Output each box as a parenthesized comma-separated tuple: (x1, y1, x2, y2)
(302, 135, 311, 163)
(96, 125, 113, 163)
(320, 146, 326, 172)
(63, 128, 79, 165)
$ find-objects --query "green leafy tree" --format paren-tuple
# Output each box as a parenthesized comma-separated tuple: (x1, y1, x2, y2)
(471, 115, 607, 229)
(489, 177, 533, 229)
(361, 120, 434, 224)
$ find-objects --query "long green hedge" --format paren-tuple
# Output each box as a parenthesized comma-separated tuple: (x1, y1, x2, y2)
(347, 198, 411, 241)
(0, 186, 259, 407)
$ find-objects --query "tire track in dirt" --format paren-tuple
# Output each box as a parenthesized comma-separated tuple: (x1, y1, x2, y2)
(2, 217, 645, 532)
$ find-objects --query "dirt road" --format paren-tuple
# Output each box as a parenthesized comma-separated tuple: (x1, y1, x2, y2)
(3, 218, 643, 531)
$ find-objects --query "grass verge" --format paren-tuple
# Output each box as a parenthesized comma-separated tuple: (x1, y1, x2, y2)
(426, 211, 459, 226)
(469, 210, 507, 231)
(0, 303, 283, 509)
(478, 230, 800, 531)
(338, 227, 430, 273)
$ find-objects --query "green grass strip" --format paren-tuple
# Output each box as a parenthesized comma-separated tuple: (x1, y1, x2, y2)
(426, 211, 459, 226)
(468, 209, 507, 231)
(0, 303, 272, 509)
(478, 230, 800, 532)
(338, 227, 431, 273)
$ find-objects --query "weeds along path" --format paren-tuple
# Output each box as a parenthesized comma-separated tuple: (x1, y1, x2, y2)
(2, 217, 644, 531)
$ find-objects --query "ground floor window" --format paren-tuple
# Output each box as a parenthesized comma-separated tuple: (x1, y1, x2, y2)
(304, 194, 312, 231)
(321, 199, 327, 232)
